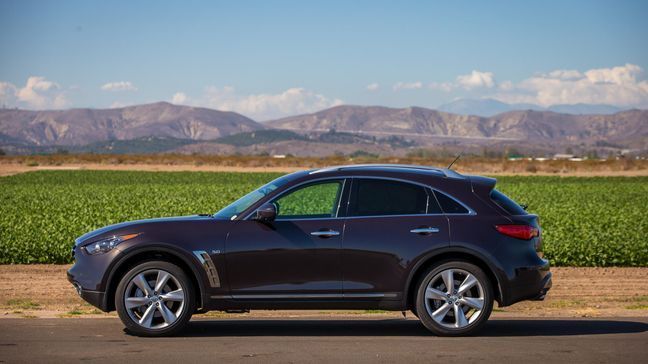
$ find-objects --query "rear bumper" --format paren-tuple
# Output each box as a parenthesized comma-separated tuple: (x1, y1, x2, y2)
(531, 271, 552, 300)
(502, 259, 552, 306)
(67, 270, 109, 312)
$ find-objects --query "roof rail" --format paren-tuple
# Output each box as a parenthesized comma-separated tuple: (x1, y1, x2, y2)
(309, 164, 464, 179)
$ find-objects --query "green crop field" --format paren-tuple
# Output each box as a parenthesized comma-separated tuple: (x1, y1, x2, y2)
(0, 170, 646, 266)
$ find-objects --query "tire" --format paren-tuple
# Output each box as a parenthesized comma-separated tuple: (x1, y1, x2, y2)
(415, 261, 493, 336)
(115, 261, 195, 337)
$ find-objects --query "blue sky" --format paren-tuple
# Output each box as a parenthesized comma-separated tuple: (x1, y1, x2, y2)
(1, 0, 647, 119)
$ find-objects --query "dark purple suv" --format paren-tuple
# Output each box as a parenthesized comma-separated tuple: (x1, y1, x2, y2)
(68, 164, 551, 336)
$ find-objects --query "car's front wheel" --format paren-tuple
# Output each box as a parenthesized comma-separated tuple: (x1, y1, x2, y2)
(115, 261, 194, 337)
(415, 261, 493, 336)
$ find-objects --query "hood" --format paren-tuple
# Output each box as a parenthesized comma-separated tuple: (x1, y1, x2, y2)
(74, 214, 216, 246)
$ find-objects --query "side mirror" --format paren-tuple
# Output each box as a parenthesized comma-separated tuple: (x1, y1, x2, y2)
(253, 202, 276, 223)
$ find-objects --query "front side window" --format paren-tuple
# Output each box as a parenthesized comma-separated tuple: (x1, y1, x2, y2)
(274, 180, 343, 220)
(349, 179, 429, 217)
(214, 174, 294, 220)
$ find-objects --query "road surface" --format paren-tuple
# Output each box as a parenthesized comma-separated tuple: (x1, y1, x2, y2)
(1, 317, 646, 363)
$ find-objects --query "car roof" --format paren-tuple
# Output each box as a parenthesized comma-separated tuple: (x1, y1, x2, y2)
(308, 164, 466, 179)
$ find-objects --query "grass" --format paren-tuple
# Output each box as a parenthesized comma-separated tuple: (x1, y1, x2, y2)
(625, 304, 648, 310)
(5, 299, 40, 310)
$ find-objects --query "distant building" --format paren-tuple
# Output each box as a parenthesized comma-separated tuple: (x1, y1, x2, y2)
(553, 154, 575, 160)
(272, 154, 286, 159)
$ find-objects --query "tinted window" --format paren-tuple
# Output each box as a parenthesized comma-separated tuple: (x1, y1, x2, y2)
(350, 179, 428, 216)
(274, 180, 343, 219)
(490, 189, 527, 215)
(434, 191, 469, 214)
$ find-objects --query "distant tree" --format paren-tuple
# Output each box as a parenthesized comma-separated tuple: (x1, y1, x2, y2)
(586, 150, 599, 160)
(0, 148, 5, 156)
(506, 148, 523, 158)
(349, 150, 378, 159)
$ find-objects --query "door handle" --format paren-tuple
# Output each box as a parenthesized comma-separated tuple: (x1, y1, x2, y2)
(410, 227, 439, 235)
(310, 230, 340, 238)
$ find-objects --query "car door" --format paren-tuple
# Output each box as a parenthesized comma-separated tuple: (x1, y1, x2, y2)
(225, 178, 348, 298)
(341, 178, 450, 300)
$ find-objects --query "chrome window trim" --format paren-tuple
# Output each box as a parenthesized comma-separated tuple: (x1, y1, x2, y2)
(242, 175, 476, 220)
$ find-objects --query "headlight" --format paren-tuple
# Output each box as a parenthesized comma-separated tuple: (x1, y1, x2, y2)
(83, 233, 140, 255)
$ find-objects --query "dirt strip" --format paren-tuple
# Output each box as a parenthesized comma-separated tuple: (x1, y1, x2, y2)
(0, 266, 646, 319)
(1, 163, 648, 177)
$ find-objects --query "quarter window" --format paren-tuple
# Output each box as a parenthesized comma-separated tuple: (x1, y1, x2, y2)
(349, 179, 430, 217)
(434, 191, 469, 214)
(274, 180, 343, 219)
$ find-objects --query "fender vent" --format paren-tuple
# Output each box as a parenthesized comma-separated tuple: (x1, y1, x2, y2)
(193, 250, 221, 288)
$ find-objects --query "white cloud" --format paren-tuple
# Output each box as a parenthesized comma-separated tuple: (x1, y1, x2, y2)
(0, 76, 68, 109)
(100, 81, 137, 91)
(456, 70, 496, 89)
(495, 63, 648, 107)
(429, 70, 496, 91)
(171, 92, 188, 104)
(584, 63, 642, 85)
(366, 82, 380, 91)
(173, 87, 343, 120)
(545, 69, 583, 80)
(0, 82, 18, 107)
(429, 81, 454, 92)
(393, 81, 423, 90)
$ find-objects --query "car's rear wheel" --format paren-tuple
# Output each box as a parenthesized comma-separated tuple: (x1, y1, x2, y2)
(415, 261, 493, 336)
(115, 261, 194, 337)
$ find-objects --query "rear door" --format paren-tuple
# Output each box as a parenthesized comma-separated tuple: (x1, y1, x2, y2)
(341, 178, 450, 300)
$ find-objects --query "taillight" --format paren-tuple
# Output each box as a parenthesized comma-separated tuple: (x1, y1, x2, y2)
(495, 224, 539, 240)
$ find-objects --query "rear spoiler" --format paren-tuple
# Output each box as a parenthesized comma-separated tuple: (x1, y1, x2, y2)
(468, 175, 497, 195)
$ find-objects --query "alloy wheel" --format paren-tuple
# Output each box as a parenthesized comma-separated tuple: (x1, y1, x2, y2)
(423, 268, 485, 329)
(124, 269, 186, 329)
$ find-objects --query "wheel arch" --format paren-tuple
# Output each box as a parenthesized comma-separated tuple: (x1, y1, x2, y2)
(404, 248, 506, 309)
(104, 244, 206, 312)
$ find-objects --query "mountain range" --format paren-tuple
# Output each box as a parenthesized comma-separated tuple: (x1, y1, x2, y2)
(1, 102, 646, 156)
(437, 98, 625, 117)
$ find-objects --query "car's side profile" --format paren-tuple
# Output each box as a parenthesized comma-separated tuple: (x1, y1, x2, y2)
(68, 164, 552, 336)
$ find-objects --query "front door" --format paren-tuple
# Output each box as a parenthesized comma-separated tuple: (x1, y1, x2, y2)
(225, 179, 347, 297)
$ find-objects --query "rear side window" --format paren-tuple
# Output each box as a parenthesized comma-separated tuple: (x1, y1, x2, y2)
(349, 179, 429, 216)
(434, 191, 469, 214)
(490, 189, 527, 215)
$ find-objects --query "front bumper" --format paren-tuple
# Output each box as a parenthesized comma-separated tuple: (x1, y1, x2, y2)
(67, 270, 109, 312)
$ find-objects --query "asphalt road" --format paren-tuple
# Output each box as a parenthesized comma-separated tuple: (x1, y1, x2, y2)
(1, 317, 647, 363)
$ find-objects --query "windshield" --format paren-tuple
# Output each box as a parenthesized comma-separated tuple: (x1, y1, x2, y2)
(214, 174, 294, 220)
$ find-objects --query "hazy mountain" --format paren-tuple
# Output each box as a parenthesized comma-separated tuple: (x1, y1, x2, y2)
(437, 99, 541, 117)
(547, 103, 622, 115)
(1, 103, 646, 156)
(266, 105, 488, 138)
(267, 105, 647, 149)
(438, 98, 623, 117)
(0, 102, 263, 146)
